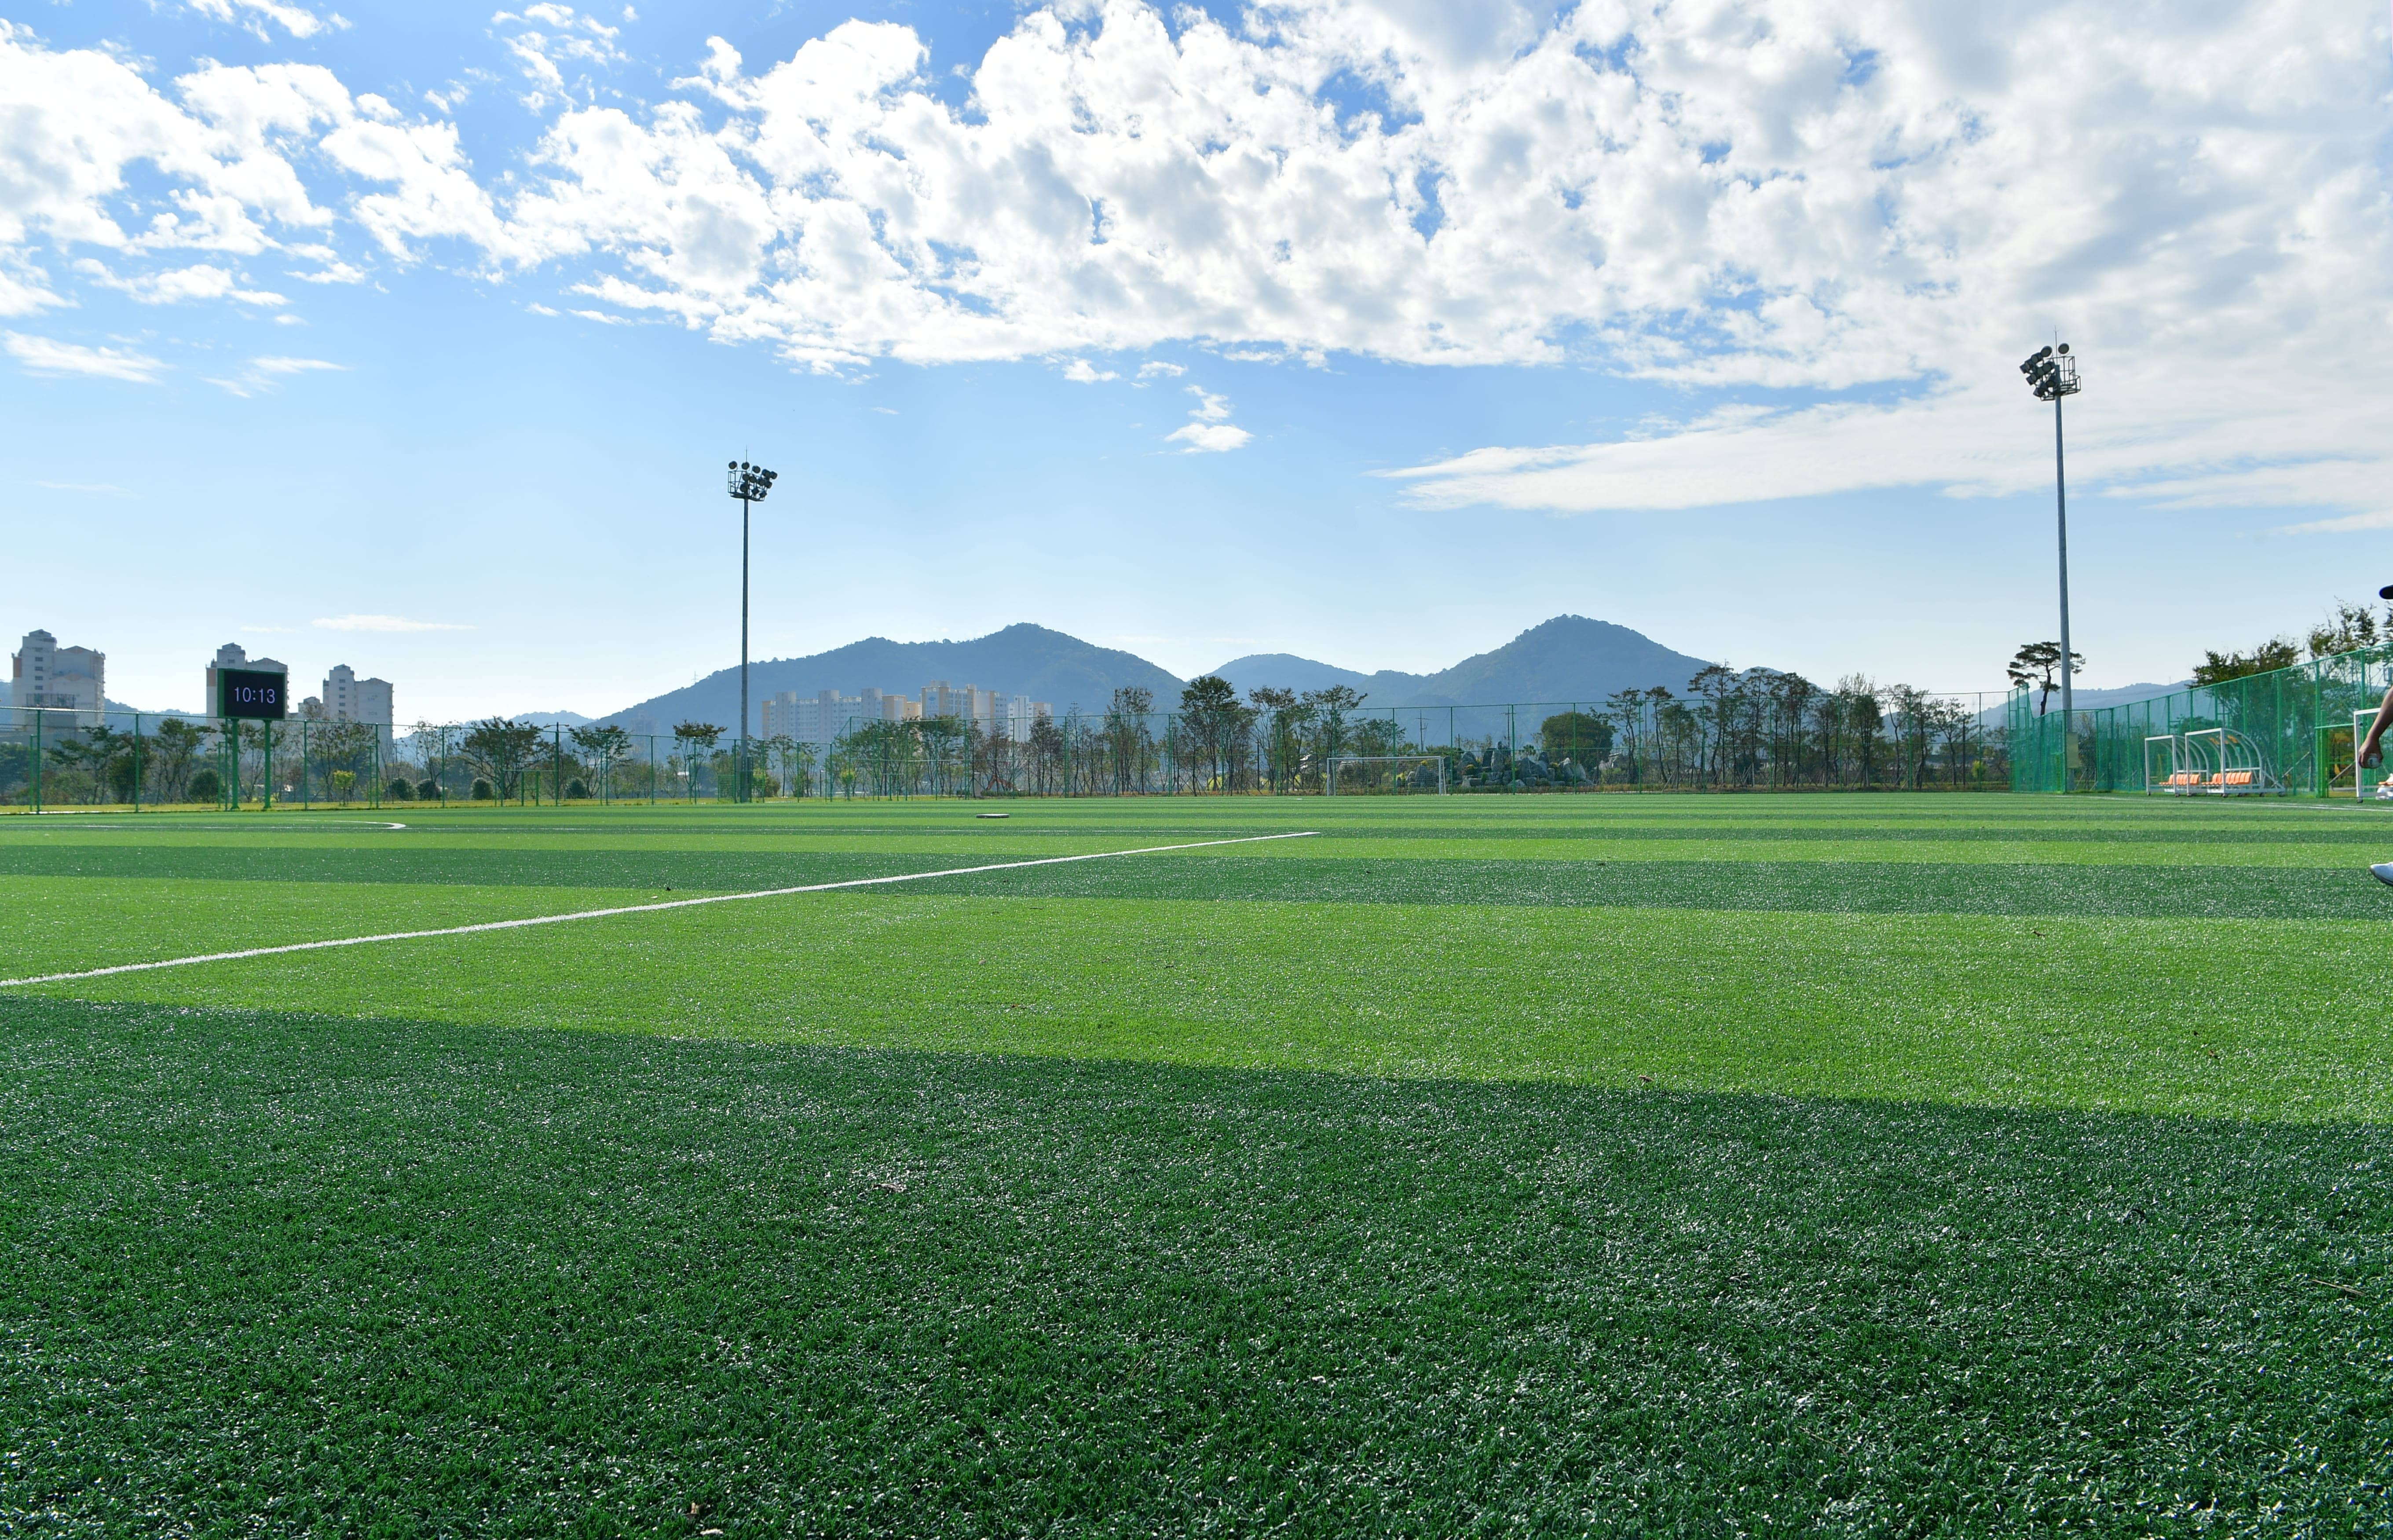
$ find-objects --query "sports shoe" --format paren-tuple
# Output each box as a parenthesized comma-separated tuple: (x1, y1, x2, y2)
(2372, 863, 2393, 887)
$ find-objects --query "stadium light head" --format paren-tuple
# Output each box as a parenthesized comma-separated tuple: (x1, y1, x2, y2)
(2020, 343, 2078, 401)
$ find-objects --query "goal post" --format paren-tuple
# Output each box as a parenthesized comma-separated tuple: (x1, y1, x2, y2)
(1326, 755, 1449, 796)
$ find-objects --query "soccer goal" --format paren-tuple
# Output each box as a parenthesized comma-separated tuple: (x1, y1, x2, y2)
(2353, 710, 2393, 801)
(1326, 755, 1449, 795)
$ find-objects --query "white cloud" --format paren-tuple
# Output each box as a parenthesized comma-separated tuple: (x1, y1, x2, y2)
(1, 3, 2387, 519)
(492, 5, 629, 107)
(1061, 358, 1118, 383)
(1167, 386, 1250, 451)
(1137, 362, 1184, 379)
(313, 614, 473, 632)
(2277, 509, 2393, 536)
(189, 0, 349, 41)
(1167, 421, 1254, 453)
(210, 352, 344, 394)
(84, 261, 288, 306)
(5, 332, 165, 381)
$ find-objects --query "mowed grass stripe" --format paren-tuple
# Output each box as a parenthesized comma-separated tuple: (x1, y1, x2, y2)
(12, 850, 2393, 922)
(26, 891, 2393, 1122)
(3, 999, 2383, 1534)
(9, 830, 2393, 878)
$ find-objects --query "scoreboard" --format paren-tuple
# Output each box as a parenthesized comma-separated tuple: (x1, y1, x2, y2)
(217, 668, 289, 721)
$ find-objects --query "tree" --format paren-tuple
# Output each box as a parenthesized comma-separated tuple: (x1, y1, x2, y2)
(2307, 600, 2389, 661)
(2006, 642, 2085, 715)
(460, 717, 546, 802)
(1178, 675, 1244, 792)
(672, 721, 723, 798)
(1249, 686, 1304, 791)
(1539, 710, 1613, 766)
(571, 724, 633, 802)
(1300, 685, 1364, 787)
(2191, 639, 2299, 687)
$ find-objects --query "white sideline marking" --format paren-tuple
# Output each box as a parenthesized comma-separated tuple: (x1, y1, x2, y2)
(0, 831, 1319, 989)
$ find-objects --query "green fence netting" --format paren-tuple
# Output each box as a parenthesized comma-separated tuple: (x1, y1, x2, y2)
(2008, 644, 2393, 796)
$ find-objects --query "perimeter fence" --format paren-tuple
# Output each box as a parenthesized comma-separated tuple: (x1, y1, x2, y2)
(2009, 641, 2393, 796)
(3, 681, 2012, 809)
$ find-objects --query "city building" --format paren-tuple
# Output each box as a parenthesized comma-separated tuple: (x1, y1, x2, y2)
(761, 688, 926, 745)
(764, 681, 1064, 743)
(322, 663, 396, 748)
(205, 643, 287, 718)
(11, 629, 106, 726)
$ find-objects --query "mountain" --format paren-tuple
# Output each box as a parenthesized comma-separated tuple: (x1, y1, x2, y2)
(1977, 679, 2194, 726)
(600, 623, 1186, 734)
(512, 710, 594, 729)
(1209, 616, 1716, 708)
(1204, 654, 1433, 699)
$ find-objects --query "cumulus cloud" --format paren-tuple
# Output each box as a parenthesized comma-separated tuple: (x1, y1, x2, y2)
(4, 332, 165, 381)
(1061, 358, 1118, 382)
(0, 2, 2386, 517)
(1167, 386, 1252, 451)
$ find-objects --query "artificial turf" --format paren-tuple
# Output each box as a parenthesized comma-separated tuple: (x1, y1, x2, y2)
(2, 794, 2389, 1533)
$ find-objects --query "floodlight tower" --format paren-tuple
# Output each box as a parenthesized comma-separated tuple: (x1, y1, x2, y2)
(2020, 343, 2082, 749)
(727, 458, 778, 802)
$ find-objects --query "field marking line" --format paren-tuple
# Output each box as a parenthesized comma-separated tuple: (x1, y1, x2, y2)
(0, 831, 1321, 989)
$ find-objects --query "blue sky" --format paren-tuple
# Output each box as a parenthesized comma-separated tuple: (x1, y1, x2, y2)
(5, 0, 2390, 721)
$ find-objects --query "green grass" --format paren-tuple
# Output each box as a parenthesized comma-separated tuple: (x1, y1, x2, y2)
(3, 795, 2390, 1533)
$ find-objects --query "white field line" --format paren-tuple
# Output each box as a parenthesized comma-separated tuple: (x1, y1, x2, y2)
(0, 832, 1318, 989)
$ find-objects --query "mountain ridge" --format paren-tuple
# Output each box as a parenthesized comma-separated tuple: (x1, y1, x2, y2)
(1208, 616, 1716, 708)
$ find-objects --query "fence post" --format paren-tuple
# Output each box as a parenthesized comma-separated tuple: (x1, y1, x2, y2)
(132, 713, 143, 812)
(30, 708, 41, 814)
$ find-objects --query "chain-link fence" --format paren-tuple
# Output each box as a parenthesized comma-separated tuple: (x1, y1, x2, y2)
(2008, 644, 2393, 796)
(823, 686, 2011, 797)
(0, 713, 807, 811)
(1, 683, 2012, 810)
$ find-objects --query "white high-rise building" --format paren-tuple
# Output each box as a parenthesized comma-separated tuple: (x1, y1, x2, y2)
(11, 630, 105, 726)
(761, 688, 918, 746)
(322, 663, 396, 748)
(206, 643, 287, 718)
(994, 693, 1055, 742)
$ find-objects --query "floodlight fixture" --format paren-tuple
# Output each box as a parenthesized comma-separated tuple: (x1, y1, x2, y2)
(727, 457, 779, 801)
(2020, 342, 2084, 760)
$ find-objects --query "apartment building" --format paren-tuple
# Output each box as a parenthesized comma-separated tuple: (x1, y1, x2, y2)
(760, 683, 1053, 746)
(205, 643, 286, 718)
(11, 629, 106, 725)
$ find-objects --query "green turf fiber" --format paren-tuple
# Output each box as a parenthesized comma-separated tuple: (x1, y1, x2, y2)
(4, 795, 2391, 1531)
(3, 999, 2385, 1536)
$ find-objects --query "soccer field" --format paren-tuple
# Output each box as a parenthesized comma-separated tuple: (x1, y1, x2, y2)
(3, 795, 2388, 1533)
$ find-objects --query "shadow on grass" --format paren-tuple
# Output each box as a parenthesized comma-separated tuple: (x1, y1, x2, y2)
(2, 997, 2386, 1535)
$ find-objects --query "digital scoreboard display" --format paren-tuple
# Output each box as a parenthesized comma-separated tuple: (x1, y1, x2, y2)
(217, 668, 289, 721)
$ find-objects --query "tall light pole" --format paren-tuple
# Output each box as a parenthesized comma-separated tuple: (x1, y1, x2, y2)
(2020, 343, 2081, 775)
(727, 458, 777, 802)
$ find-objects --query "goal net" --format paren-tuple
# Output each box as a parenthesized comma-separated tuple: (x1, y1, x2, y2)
(1327, 755, 1448, 795)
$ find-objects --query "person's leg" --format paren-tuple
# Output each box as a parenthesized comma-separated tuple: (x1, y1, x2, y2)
(2363, 685, 2393, 766)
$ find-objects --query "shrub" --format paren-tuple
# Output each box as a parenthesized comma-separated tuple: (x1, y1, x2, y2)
(330, 770, 357, 801)
(385, 778, 414, 801)
(471, 779, 494, 801)
(417, 779, 440, 801)
(187, 767, 222, 804)
(566, 778, 589, 800)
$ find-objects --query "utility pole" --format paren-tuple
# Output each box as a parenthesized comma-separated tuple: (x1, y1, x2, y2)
(726, 459, 777, 803)
(2020, 344, 2082, 779)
